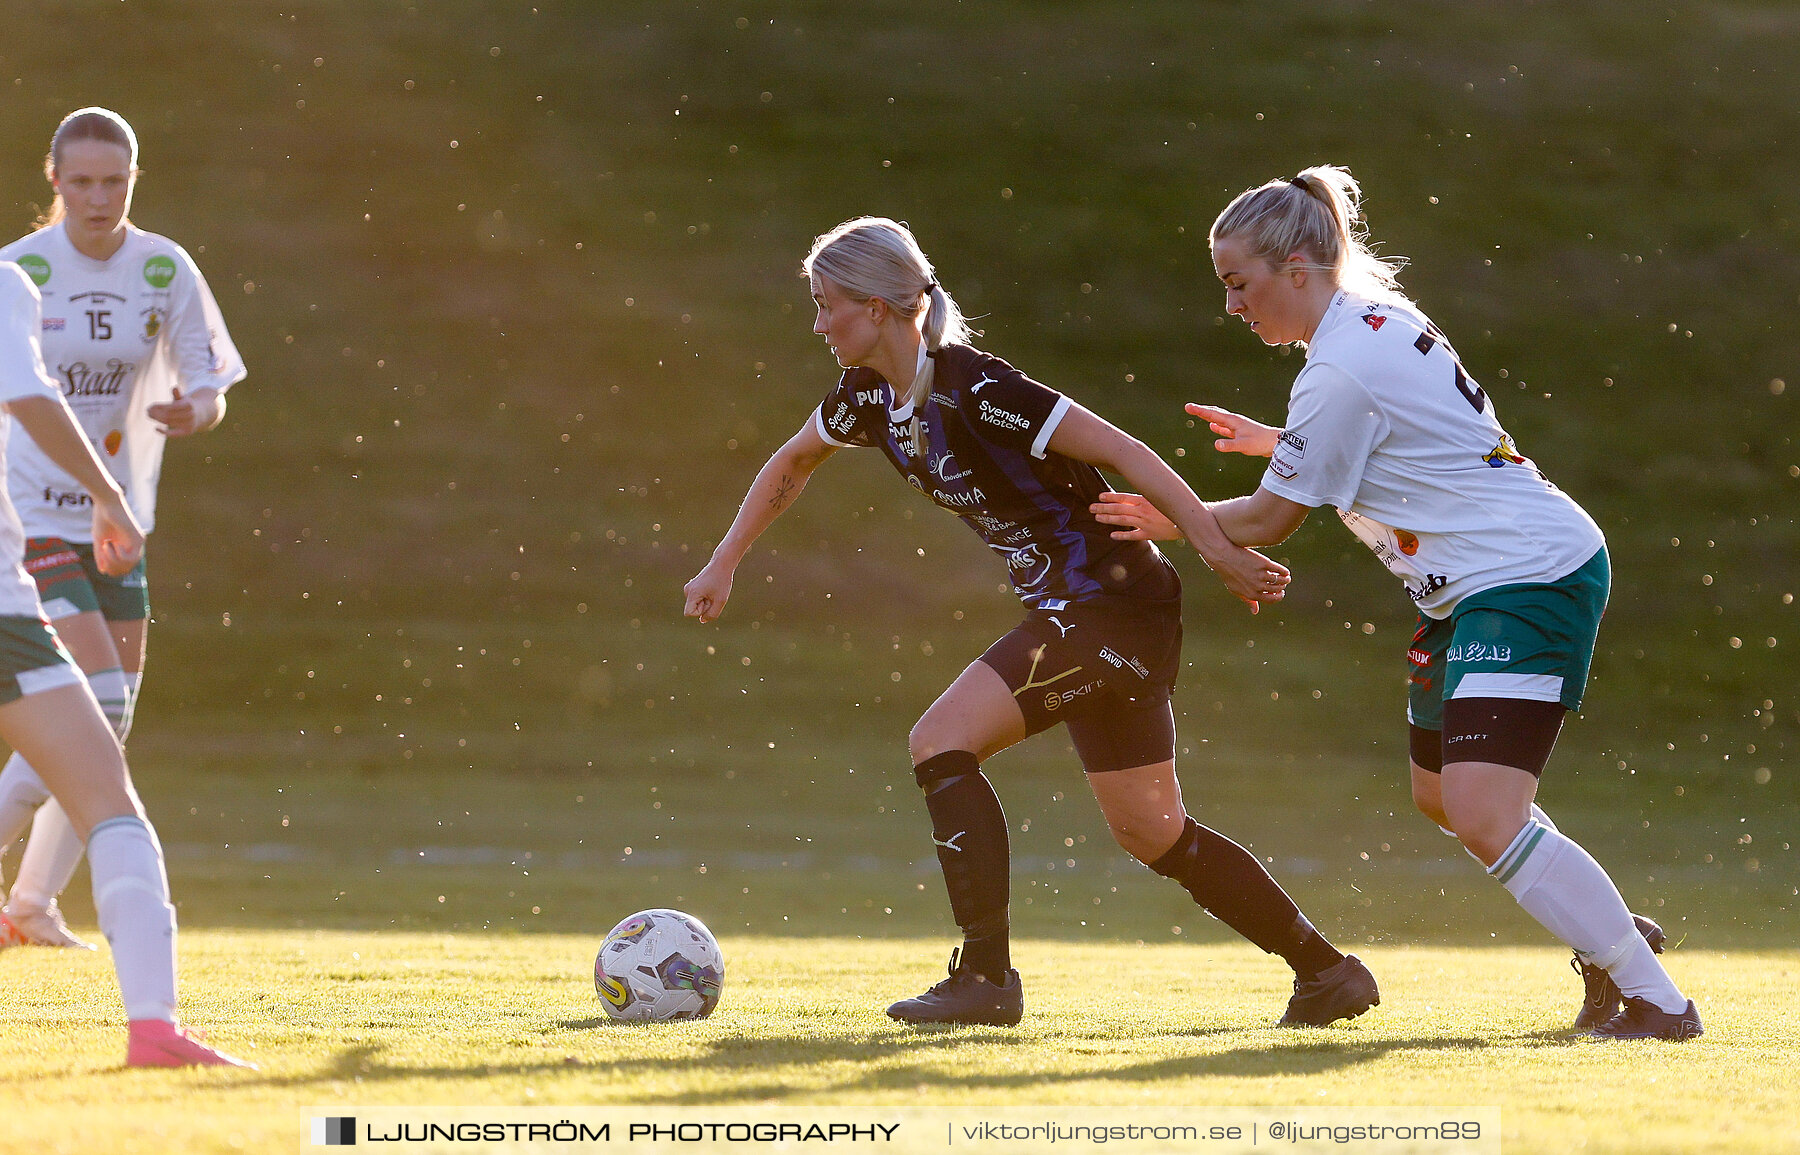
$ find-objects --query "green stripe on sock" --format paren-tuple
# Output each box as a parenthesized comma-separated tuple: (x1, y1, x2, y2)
(1487, 821, 1540, 879)
(1495, 824, 1548, 885)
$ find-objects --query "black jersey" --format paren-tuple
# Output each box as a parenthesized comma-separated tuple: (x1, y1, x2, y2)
(813, 343, 1173, 609)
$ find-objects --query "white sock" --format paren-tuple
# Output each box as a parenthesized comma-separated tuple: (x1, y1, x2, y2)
(1605, 928, 1686, 1009)
(85, 665, 130, 736)
(1529, 803, 1557, 832)
(1489, 819, 1686, 1013)
(10, 801, 86, 912)
(119, 669, 142, 743)
(87, 815, 177, 1023)
(0, 752, 51, 848)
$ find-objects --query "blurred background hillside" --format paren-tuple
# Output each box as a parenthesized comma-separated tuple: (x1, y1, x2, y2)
(0, 1, 1791, 942)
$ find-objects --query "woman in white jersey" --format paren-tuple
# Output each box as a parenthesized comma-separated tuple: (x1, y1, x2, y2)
(0, 259, 247, 1066)
(0, 108, 244, 949)
(1094, 166, 1700, 1040)
(685, 218, 1379, 1030)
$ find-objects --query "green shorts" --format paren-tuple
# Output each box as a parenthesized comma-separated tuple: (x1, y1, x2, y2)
(22, 537, 150, 622)
(1407, 548, 1609, 731)
(0, 615, 83, 706)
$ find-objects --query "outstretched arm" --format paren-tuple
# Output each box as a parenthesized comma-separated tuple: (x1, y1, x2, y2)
(1095, 487, 1309, 549)
(1185, 404, 1280, 457)
(6, 394, 145, 576)
(1047, 402, 1288, 611)
(1091, 401, 1307, 548)
(682, 420, 837, 623)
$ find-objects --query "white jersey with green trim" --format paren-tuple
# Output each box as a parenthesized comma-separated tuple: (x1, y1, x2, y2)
(0, 222, 245, 540)
(1259, 289, 1603, 619)
(0, 263, 73, 616)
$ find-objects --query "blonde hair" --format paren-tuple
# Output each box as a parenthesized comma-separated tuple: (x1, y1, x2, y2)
(38, 107, 140, 229)
(803, 218, 975, 454)
(1210, 165, 1408, 302)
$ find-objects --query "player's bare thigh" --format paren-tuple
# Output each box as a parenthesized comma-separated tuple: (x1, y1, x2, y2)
(0, 685, 140, 836)
(46, 609, 124, 676)
(1411, 760, 1449, 828)
(110, 616, 147, 676)
(908, 659, 1028, 765)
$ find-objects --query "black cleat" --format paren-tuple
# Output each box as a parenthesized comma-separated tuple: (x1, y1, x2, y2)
(1278, 954, 1380, 1027)
(1586, 996, 1703, 1041)
(1572, 914, 1666, 1030)
(886, 949, 1023, 1027)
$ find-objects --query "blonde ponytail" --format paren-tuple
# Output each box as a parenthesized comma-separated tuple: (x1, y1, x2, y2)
(804, 218, 976, 455)
(1211, 165, 1408, 302)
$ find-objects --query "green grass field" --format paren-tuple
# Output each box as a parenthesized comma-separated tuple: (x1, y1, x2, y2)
(8, 730, 1794, 1153)
(0, 3, 1795, 1153)
(5, 932, 1797, 1154)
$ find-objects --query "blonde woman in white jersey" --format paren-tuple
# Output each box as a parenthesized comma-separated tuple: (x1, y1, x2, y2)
(0, 259, 248, 1065)
(0, 108, 243, 949)
(1095, 166, 1700, 1040)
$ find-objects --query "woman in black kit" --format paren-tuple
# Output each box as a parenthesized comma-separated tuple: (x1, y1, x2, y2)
(683, 217, 1377, 1028)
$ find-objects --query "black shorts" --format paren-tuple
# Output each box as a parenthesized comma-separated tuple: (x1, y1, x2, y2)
(1408, 697, 1567, 779)
(978, 588, 1181, 774)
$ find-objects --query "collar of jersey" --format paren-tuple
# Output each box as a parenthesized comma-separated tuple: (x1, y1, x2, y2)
(55, 220, 137, 270)
(1305, 290, 1360, 359)
(884, 339, 932, 421)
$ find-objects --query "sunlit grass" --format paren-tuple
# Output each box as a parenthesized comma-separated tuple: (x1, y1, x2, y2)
(4, 932, 1794, 1154)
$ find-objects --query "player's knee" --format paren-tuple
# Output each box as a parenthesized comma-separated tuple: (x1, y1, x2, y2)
(1108, 809, 1185, 865)
(907, 719, 943, 767)
(1440, 799, 1516, 867)
(909, 707, 978, 767)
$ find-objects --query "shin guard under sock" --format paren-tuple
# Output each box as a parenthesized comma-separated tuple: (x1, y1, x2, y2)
(87, 815, 178, 1023)
(914, 750, 1011, 980)
(1150, 817, 1342, 979)
(1490, 819, 1687, 1013)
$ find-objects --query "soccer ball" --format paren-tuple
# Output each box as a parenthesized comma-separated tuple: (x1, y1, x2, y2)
(594, 908, 725, 1021)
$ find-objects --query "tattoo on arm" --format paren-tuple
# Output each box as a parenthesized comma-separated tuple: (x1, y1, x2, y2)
(768, 473, 796, 510)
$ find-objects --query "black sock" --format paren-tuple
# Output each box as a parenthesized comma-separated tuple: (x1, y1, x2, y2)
(914, 751, 1011, 981)
(1149, 817, 1344, 980)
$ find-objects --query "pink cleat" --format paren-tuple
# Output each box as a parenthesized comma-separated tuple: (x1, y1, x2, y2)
(3, 903, 97, 950)
(0, 911, 28, 950)
(126, 1019, 257, 1069)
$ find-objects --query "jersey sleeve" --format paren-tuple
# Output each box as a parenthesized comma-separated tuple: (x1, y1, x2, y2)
(813, 372, 878, 449)
(961, 350, 1068, 459)
(0, 265, 63, 404)
(165, 247, 247, 392)
(1259, 362, 1389, 509)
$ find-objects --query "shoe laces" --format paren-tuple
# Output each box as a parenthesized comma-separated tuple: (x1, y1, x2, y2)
(1571, 954, 1610, 1000)
(1290, 968, 1330, 997)
(923, 948, 987, 996)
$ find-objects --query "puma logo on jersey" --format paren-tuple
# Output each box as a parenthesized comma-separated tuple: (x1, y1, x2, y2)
(933, 832, 966, 853)
(1048, 616, 1074, 637)
(971, 373, 998, 393)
